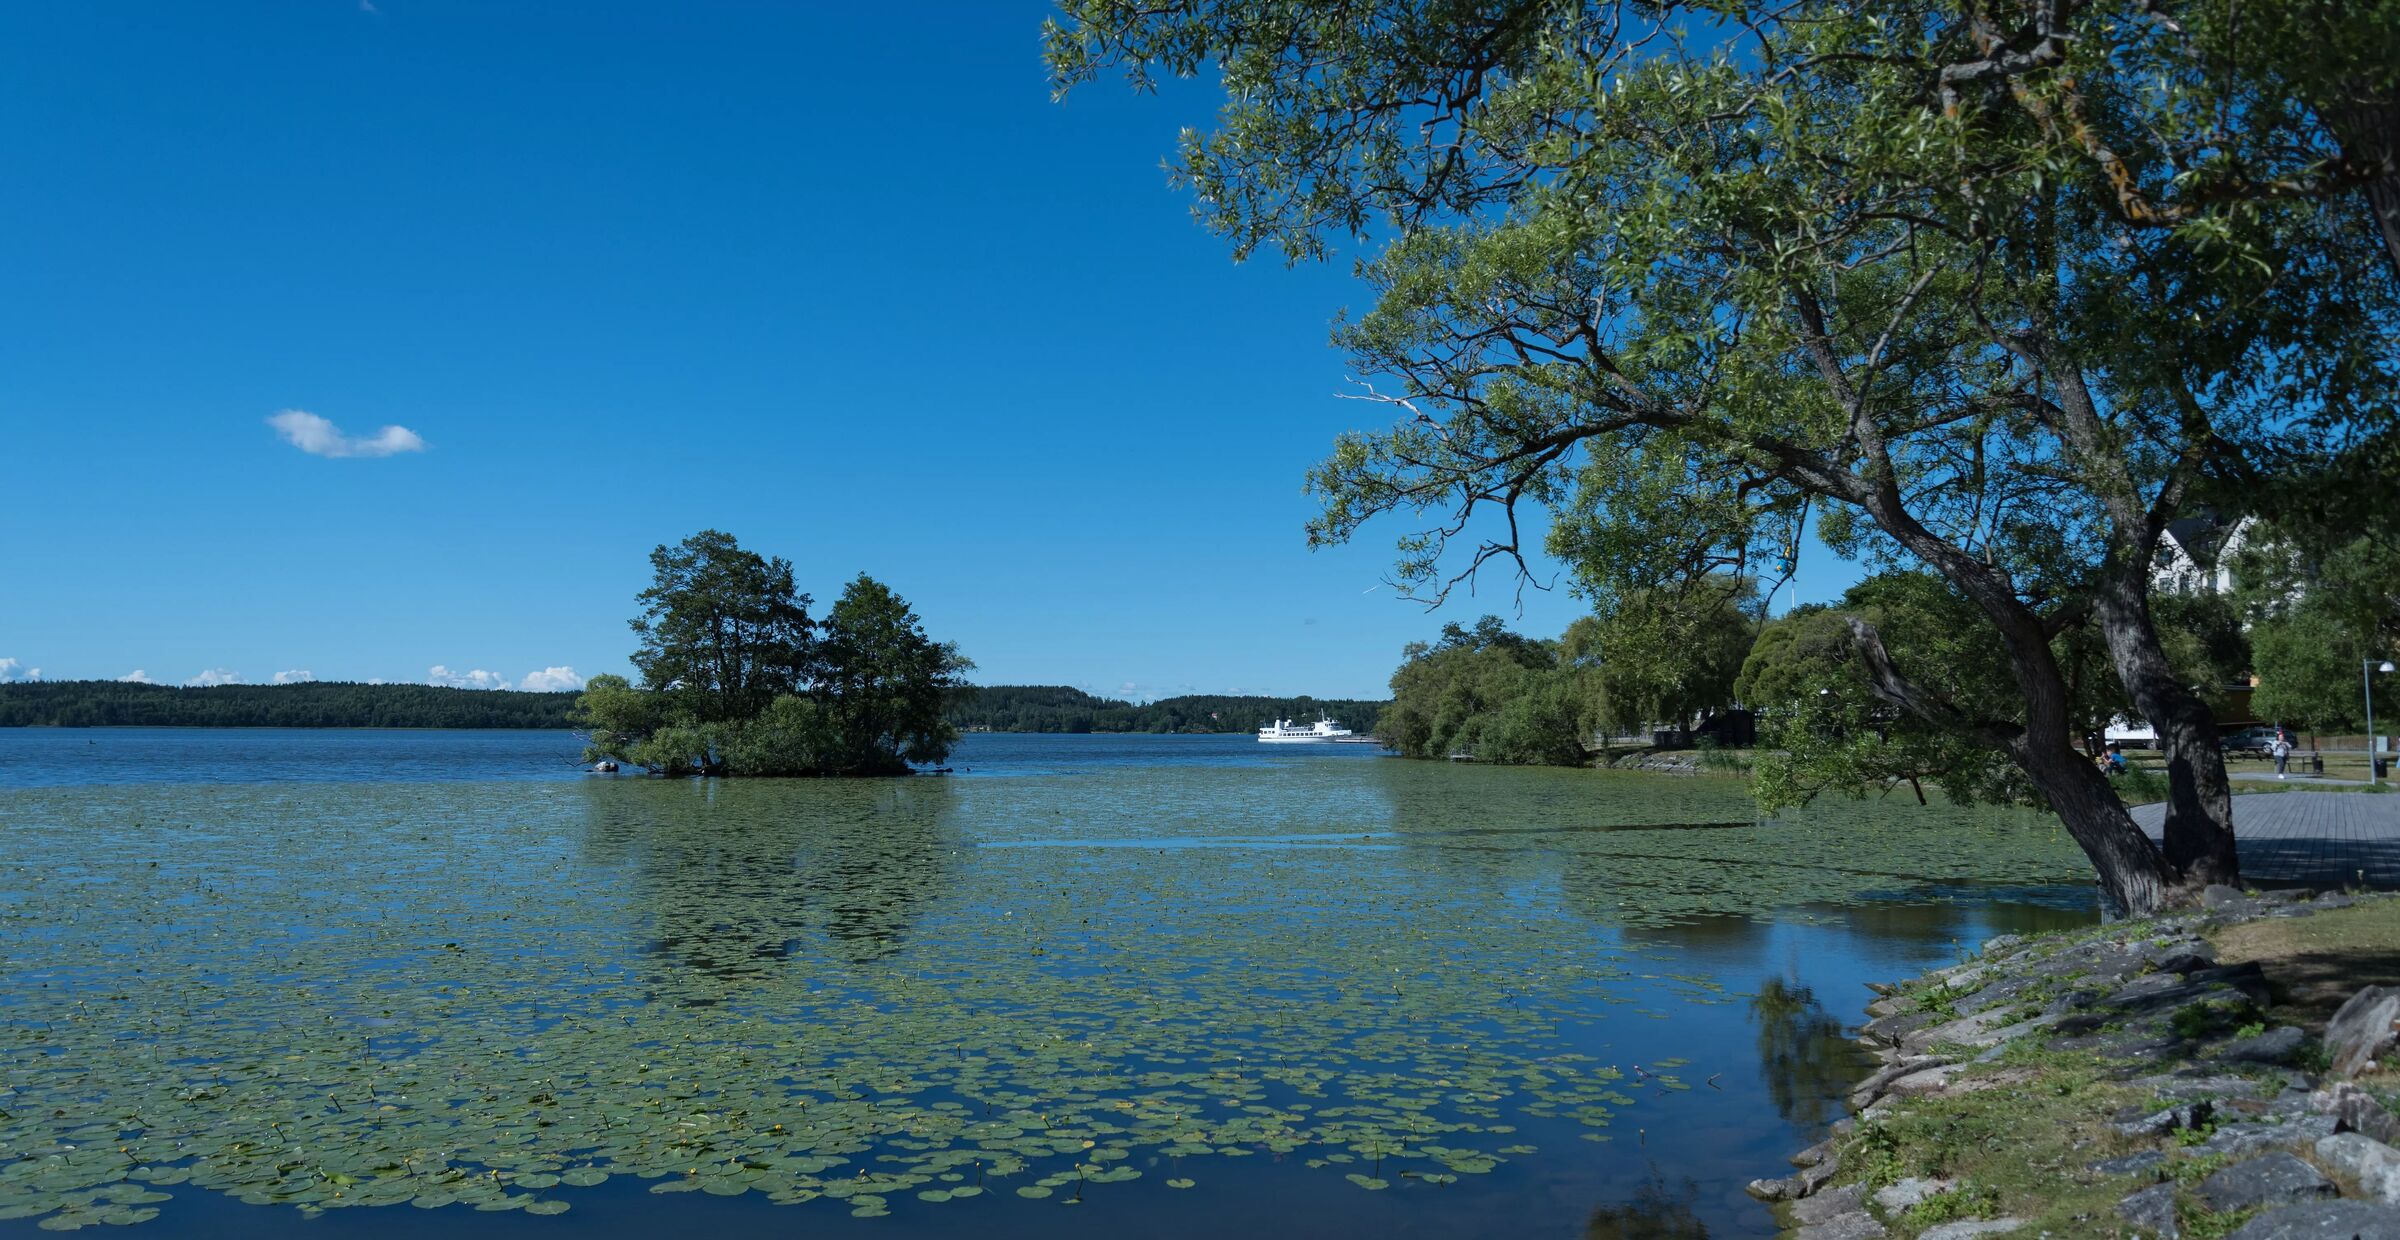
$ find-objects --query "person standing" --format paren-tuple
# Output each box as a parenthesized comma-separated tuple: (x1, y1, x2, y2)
(2271, 732, 2292, 777)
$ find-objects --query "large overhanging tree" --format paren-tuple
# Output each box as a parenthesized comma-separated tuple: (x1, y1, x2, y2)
(1049, 0, 2398, 916)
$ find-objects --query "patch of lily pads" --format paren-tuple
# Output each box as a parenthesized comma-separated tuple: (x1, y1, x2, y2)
(0, 768, 2089, 1227)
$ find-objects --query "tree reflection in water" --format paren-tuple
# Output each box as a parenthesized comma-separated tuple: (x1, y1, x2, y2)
(577, 777, 956, 988)
(1585, 1169, 1711, 1238)
(1749, 975, 1872, 1129)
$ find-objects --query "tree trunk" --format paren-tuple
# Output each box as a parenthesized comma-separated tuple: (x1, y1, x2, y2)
(2011, 731, 2173, 918)
(2093, 584, 2240, 889)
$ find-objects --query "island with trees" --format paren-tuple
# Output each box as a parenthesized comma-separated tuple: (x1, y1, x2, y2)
(574, 530, 972, 776)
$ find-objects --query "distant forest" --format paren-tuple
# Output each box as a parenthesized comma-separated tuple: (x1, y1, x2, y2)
(0, 681, 579, 729)
(943, 685, 1387, 734)
(0, 680, 1385, 735)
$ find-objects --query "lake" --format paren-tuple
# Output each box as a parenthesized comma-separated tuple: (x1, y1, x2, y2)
(0, 730, 2099, 1237)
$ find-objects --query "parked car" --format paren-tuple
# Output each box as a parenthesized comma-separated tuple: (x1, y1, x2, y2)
(2220, 727, 2282, 758)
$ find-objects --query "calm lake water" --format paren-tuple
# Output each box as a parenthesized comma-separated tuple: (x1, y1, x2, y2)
(0, 730, 2099, 1237)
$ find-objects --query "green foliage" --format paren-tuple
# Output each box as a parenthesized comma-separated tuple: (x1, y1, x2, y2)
(2234, 527, 2400, 731)
(942, 686, 1389, 734)
(0, 680, 577, 728)
(1377, 616, 1596, 764)
(629, 529, 815, 724)
(579, 533, 969, 777)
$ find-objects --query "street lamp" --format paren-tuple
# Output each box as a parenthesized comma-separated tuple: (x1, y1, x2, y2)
(2369, 659, 2398, 786)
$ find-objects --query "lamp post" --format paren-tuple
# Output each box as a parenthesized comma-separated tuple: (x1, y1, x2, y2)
(2369, 659, 2398, 786)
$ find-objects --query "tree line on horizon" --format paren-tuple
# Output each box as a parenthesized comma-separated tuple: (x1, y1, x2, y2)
(943, 685, 1387, 735)
(0, 680, 577, 729)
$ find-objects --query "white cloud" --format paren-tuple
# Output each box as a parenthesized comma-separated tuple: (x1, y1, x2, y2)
(267, 409, 427, 459)
(273, 669, 316, 684)
(516, 666, 584, 693)
(117, 669, 159, 684)
(0, 658, 40, 682)
(428, 665, 510, 690)
(184, 668, 242, 687)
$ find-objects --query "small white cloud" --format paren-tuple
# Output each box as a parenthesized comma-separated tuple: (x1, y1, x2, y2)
(0, 658, 40, 682)
(428, 665, 509, 690)
(273, 669, 316, 685)
(185, 668, 242, 687)
(117, 669, 159, 684)
(267, 409, 427, 459)
(516, 666, 584, 693)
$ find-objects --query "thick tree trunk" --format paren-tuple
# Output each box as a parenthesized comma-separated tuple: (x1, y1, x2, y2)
(2011, 732, 2173, 918)
(2093, 584, 2240, 889)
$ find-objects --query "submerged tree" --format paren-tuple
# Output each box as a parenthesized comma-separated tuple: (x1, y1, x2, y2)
(1049, 0, 2400, 915)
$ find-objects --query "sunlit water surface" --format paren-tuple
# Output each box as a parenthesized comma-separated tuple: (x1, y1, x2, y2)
(0, 730, 2099, 1237)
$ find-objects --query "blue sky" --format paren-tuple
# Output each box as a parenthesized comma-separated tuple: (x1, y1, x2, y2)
(0, 2, 1862, 701)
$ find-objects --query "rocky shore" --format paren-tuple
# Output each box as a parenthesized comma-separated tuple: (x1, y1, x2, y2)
(1751, 886, 2400, 1238)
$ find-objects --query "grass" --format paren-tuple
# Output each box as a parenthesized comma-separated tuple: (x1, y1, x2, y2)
(2209, 897, 2400, 1030)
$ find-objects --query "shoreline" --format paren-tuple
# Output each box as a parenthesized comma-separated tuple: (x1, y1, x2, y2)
(1752, 887, 2400, 1237)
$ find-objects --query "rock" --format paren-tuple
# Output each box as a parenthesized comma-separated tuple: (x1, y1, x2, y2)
(2093, 1150, 2170, 1178)
(1917, 1222, 2025, 1239)
(1746, 1172, 1803, 1201)
(2314, 1082, 2400, 1145)
(1792, 1136, 1839, 1168)
(2314, 893, 2357, 910)
(2118, 1182, 2181, 1238)
(2218, 1026, 2308, 1065)
(1791, 1183, 1868, 1224)
(2225, 1200, 2400, 1239)
(2196, 1152, 2337, 1213)
(2203, 884, 2252, 908)
(2318, 1133, 2400, 1205)
(2189, 1113, 2341, 1158)
(2133, 1073, 2266, 1103)
(1886, 1065, 1963, 1097)
(1871, 1176, 1953, 1212)
(1799, 1153, 1843, 1194)
(1982, 934, 2025, 954)
(2327, 987, 2400, 1078)
(2119, 1099, 2214, 1137)
(1794, 1213, 1889, 1240)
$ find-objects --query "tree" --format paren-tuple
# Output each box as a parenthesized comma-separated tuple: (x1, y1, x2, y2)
(814, 575, 974, 774)
(1049, 0, 2400, 915)
(579, 537, 969, 778)
(1377, 616, 1595, 765)
(629, 530, 815, 724)
(2236, 529, 2400, 733)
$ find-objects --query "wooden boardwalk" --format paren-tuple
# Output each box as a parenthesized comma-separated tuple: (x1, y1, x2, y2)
(2131, 793, 2400, 889)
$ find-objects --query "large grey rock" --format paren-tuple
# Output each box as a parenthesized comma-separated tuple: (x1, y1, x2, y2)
(2218, 1026, 2309, 1065)
(2328, 987, 2400, 1078)
(1871, 1176, 1952, 1212)
(2314, 1082, 2400, 1145)
(2135, 1073, 2267, 1103)
(2118, 1182, 2181, 1238)
(1794, 1211, 1888, 1240)
(2225, 1200, 2400, 1239)
(1745, 1172, 1803, 1201)
(2196, 1152, 2337, 1213)
(2190, 1113, 2342, 1158)
(1791, 1183, 1868, 1225)
(1917, 1222, 2024, 1239)
(2318, 1133, 2400, 1205)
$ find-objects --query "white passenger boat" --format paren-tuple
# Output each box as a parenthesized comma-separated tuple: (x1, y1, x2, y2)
(1257, 715, 1359, 743)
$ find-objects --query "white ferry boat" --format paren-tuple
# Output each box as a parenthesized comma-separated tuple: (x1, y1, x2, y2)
(1257, 716, 1360, 743)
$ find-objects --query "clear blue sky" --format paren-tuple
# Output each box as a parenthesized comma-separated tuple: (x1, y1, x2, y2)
(0, 1, 1862, 701)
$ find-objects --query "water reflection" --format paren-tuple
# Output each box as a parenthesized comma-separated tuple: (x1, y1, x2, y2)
(1586, 1170, 1711, 1238)
(578, 777, 958, 982)
(1748, 977, 1868, 1129)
